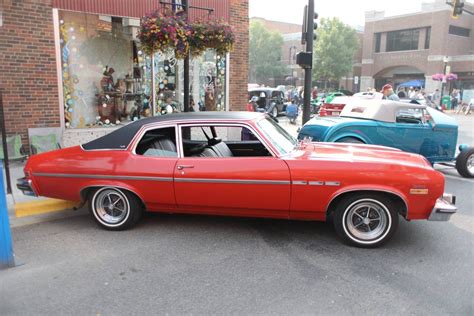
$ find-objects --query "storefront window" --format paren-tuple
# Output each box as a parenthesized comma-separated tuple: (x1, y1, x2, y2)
(58, 11, 228, 129)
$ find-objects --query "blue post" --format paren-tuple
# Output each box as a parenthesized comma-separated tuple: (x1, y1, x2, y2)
(0, 164, 15, 268)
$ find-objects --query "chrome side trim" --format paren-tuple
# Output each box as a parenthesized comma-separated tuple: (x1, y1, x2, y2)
(308, 181, 324, 186)
(33, 173, 173, 182)
(175, 178, 290, 185)
(292, 180, 308, 185)
(325, 181, 341, 186)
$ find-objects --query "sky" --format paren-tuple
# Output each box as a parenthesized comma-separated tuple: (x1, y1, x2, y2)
(249, 0, 472, 28)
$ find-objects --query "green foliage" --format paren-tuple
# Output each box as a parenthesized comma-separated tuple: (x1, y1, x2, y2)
(249, 21, 288, 84)
(313, 17, 359, 82)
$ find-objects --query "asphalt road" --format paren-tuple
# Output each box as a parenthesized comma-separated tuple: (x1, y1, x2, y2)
(1, 113, 473, 315)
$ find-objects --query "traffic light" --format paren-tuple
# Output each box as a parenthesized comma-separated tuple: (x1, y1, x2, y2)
(301, 5, 308, 45)
(313, 12, 318, 41)
(452, 0, 464, 18)
(301, 7, 319, 44)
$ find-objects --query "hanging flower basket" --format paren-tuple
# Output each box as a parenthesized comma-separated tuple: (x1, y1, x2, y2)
(431, 73, 458, 81)
(139, 11, 235, 59)
(189, 19, 235, 56)
(138, 12, 190, 59)
(445, 73, 458, 81)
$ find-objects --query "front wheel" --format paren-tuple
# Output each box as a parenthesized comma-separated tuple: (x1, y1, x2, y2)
(455, 147, 474, 178)
(333, 193, 399, 248)
(271, 106, 278, 118)
(89, 187, 143, 230)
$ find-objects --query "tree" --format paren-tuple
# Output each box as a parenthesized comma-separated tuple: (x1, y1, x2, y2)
(249, 21, 288, 85)
(313, 17, 359, 87)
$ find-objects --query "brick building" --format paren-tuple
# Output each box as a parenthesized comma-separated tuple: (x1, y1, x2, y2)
(0, 0, 248, 148)
(360, 0, 474, 100)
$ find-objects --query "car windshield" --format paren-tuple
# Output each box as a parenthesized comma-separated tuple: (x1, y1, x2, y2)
(256, 117, 297, 155)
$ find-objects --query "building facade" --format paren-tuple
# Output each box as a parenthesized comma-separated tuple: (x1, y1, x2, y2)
(250, 17, 305, 87)
(361, 0, 474, 101)
(0, 0, 248, 148)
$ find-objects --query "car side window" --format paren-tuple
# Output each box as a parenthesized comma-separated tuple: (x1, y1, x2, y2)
(135, 126, 178, 157)
(396, 108, 424, 124)
(181, 125, 271, 158)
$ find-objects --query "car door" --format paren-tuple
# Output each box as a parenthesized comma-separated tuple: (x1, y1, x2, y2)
(173, 123, 291, 218)
(376, 108, 430, 154)
(127, 124, 178, 211)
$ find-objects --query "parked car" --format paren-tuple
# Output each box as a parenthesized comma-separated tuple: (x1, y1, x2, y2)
(319, 96, 352, 116)
(248, 88, 286, 117)
(319, 92, 383, 117)
(299, 99, 473, 178)
(18, 112, 457, 247)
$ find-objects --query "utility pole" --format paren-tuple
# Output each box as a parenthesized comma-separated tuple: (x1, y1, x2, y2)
(296, 0, 318, 125)
(182, 0, 190, 112)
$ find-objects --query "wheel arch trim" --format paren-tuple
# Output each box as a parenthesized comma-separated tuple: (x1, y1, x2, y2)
(80, 183, 147, 208)
(326, 186, 409, 218)
(330, 133, 370, 144)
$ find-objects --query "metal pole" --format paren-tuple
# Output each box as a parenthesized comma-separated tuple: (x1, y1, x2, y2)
(0, 91, 12, 195)
(0, 164, 15, 268)
(440, 61, 447, 107)
(302, 0, 314, 124)
(183, 0, 190, 112)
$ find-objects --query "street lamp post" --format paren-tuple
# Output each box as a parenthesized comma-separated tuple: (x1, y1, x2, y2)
(440, 56, 449, 107)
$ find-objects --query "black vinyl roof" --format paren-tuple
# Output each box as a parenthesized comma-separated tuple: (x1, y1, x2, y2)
(82, 112, 263, 151)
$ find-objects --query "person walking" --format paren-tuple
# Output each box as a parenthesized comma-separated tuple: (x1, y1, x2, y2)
(381, 84, 400, 101)
(451, 89, 460, 111)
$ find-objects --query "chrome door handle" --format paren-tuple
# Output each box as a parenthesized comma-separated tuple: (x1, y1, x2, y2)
(177, 165, 194, 170)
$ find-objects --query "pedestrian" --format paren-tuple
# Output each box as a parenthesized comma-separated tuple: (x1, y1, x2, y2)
(408, 87, 416, 99)
(311, 86, 318, 100)
(451, 89, 460, 111)
(286, 99, 299, 124)
(381, 84, 400, 101)
(432, 88, 441, 104)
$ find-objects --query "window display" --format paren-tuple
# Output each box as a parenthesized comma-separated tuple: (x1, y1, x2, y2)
(58, 11, 228, 129)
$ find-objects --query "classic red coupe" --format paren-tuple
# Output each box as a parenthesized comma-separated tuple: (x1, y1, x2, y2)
(17, 112, 456, 247)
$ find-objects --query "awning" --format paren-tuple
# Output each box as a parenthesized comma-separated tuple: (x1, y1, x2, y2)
(398, 80, 425, 88)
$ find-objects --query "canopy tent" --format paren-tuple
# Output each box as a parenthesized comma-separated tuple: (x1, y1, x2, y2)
(398, 79, 425, 88)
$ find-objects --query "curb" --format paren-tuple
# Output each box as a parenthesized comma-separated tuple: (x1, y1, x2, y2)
(14, 199, 79, 218)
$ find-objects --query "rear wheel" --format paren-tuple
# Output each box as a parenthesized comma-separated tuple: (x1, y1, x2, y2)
(333, 193, 398, 248)
(455, 147, 474, 178)
(89, 187, 143, 230)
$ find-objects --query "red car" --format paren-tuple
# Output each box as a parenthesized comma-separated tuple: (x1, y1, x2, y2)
(319, 96, 350, 116)
(17, 112, 456, 247)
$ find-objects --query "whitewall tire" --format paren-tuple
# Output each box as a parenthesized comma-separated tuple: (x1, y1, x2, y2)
(333, 193, 398, 248)
(89, 187, 143, 230)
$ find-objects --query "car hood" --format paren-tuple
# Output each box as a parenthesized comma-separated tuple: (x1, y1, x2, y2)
(285, 142, 431, 168)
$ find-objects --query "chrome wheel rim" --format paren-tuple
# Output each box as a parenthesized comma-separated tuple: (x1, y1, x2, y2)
(467, 153, 474, 175)
(344, 200, 389, 242)
(93, 188, 129, 225)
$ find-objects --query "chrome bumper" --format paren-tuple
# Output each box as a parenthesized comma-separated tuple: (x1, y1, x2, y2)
(16, 177, 37, 197)
(429, 193, 457, 221)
